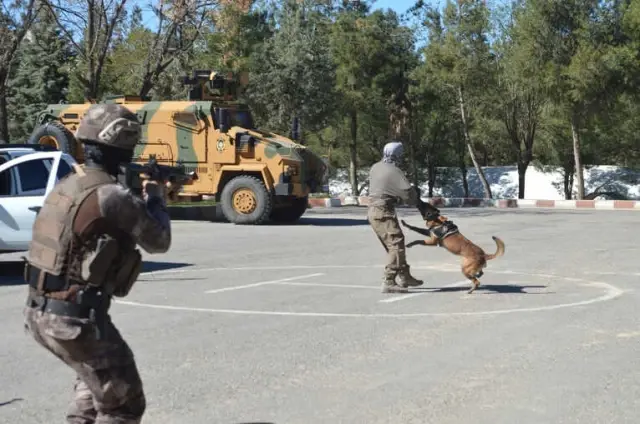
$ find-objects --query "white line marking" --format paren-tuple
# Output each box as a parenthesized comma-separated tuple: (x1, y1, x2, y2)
(588, 271, 640, 277)
(142, 264, 640, 279)
(379, 280, 469, 304)
(121, 265, 629, 317)
(276, 282, 377, 290)
(115, 281, 625, 318)
(204, 273, 323, 294)
(379, 293, 424, 303)
(142, 264, 382, 276)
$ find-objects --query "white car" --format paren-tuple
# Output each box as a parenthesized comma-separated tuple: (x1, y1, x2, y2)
(0, 146, 77, 253)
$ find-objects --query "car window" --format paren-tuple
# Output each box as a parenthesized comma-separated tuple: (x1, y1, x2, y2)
(0, 167, 13, 195)
(16, 158, 53, 195)
(56, 158, 73, 180)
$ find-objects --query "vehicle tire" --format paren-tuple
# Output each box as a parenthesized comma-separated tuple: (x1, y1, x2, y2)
(27, 121, 78, 158)
(220, 175, 273, 225)
(269, 196, 308, 223)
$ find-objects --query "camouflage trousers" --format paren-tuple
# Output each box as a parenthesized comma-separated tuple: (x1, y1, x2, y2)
(23, 305, 146, 424)
(367, 204, 408, 279)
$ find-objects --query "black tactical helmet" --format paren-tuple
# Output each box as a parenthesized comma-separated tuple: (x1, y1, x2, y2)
(75, 104, 141, 150)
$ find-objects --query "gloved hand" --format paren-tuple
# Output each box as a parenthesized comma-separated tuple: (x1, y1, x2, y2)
(165, 181, 184, 202)
(142, 180, 166, 200)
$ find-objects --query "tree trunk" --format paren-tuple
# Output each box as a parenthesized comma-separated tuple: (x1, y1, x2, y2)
(458, 86, 492, 198)
(140, 79, 155, 99)
(84, 5, 96, 102)
(0, 82, 8, 143)
(517, 161, 529, 199)
(407, 128, 419, 187)
(457, 129, 469, 198)
(349, 111, 358, 196)
(562, 159, 575, 200)
(427, 162, 436, 197)
(460, 164, 469, 198)
(570, 112, 585, 200)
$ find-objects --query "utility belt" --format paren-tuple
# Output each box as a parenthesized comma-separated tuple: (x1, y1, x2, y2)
(25, 264, 111, 339)
(368, 197, 398, 209)
(25, 263, 83, 293)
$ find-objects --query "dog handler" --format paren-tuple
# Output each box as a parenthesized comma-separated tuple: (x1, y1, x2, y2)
(367, 141, 425, 293)
(22, 104, 180, 423)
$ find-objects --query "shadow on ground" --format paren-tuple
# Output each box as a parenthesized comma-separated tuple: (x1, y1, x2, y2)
(416, 284, 549, 294)
(0, 261, 25, 286)
(1, 261, 194, 286)
(141, 261, 194, 273)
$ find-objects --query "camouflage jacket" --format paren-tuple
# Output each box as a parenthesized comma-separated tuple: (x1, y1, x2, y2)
(96, 183, 172, 254)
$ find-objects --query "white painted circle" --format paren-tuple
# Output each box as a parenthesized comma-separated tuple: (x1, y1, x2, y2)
(117, 265, 625, 318)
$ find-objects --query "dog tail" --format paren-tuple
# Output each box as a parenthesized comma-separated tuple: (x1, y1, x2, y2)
(484, 236, 505, 261)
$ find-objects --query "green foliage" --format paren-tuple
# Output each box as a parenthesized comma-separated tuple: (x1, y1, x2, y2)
(3, 0, 639, 197)
(246, 0, 337, 136)
(7, 7, 72, 141)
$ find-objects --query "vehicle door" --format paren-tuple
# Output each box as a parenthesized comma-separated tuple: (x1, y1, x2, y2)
(0, 151, 65, 251)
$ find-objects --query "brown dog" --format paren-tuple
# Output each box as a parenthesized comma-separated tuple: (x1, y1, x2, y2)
(401, 215, 505, 294)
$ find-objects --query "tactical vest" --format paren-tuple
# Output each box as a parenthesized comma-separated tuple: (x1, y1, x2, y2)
(27, 165, 141, 298)
(28, 166, 114, 274)
(431, 220, 459, 244)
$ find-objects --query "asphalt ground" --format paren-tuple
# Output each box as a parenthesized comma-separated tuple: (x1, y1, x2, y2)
(1, 207, 639, 424)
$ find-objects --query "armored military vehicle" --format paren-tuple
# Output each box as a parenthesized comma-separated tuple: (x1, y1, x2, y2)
(25, 70, 329, 225)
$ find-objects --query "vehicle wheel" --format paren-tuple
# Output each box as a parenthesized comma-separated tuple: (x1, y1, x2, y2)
(269, 196, 308, 223)
(27, 121, 80, 160)
(220, 175, 272, 225)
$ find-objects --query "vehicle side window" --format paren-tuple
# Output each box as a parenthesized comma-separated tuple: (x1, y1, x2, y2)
(56, 158, 73, 181)
(0, 168, 12, 195)
(16, 158, 52, 194)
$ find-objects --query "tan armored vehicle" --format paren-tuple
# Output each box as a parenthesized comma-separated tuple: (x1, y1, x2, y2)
(26, 70, 329, 224)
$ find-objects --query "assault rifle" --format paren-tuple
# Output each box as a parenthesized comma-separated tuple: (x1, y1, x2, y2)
(119, 156, 198, 197)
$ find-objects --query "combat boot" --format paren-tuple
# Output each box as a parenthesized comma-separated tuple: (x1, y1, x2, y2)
(397, 265, 423, 288)
(381, 276, 408, 293)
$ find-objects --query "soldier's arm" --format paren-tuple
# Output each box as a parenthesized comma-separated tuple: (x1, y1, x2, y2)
(397, 176, 440, 218)
(96, 183, 171, 254)
(393, 168, 419, 206)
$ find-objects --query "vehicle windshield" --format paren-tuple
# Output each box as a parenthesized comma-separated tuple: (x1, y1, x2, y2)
(229, 109, 254, 129)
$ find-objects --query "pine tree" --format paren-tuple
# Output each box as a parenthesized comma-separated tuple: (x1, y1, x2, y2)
(7, 7, 72, 141)
(247, 0, 337, 137)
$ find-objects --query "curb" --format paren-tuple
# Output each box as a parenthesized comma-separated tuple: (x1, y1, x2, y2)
(169, 197, 640, 221)
(326, 196, 640, 210)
